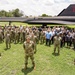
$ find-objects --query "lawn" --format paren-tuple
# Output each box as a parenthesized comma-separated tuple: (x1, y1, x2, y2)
(0, 42, 75, 75)
(0, 22, 42, 27)
(0, 22, 75, 28)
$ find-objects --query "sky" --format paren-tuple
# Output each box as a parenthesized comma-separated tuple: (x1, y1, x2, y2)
(0, 0, 75, 16)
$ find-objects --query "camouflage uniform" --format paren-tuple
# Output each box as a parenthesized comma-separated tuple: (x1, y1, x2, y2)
(31, 34, 37, 51)
(14, 29, 19, 44)
(23, 29, 26, 42)
(40, 31, 45, 44)
(34, 30, 39, 44)
(23, 40, 36, 69)
(5, 30, 11, 49)
(0, 29, 3, 42)
(20, 30, 24, 43)
(11, 29, 15, 42)
(54, 35, 61, 54)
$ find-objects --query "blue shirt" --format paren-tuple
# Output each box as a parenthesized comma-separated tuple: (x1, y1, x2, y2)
(46, 32, 51, 39)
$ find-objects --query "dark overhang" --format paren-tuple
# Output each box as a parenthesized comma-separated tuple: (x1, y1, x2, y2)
(0, 16, 75, 25)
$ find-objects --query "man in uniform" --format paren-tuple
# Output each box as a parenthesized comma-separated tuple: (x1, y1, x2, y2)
(11, 27, 15, 42)
(14, 28, 20, 44)
(34, 29, 39, 44)
(5, 30, 11, 49)
(0, 29, 3, 43)
(20, 29, 24, 43)
(23, 36, 36, 70)
(53, 34, 62, 55)
(31, 33, 37, 51)
(40, 30, 45, 44)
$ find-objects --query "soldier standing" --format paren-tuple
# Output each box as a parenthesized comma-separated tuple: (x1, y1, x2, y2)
(11, 27, 15, 42)
(20, 29, 24, 43)
(23, 37, 36, 70)
(31, 33, 37, 51)
(5, 30, 11, 49)
(35, 29, 39, 44)
(14, 28, 19, 44)
(53, 34, 62, 55)
(0, 29, 3, 43)
(40, 30, 45, 44)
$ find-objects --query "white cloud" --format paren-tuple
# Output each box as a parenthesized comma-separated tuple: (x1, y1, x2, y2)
(0, 0, 74, 16)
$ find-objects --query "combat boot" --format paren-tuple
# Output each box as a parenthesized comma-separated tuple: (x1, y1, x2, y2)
(0, 53, 1, 58)
(74, 59, 75, 65)
(32, 63, 35, 70)
(24, 65, 27, 70)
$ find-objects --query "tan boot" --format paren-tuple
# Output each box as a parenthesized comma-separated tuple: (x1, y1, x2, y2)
(33, 66, 36, 70)
(32, 63, 36, 70)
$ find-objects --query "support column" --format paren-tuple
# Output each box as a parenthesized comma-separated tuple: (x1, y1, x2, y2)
(9, 21, 12, 25)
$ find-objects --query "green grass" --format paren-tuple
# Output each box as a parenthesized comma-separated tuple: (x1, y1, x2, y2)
(0, 22, 42, 27)
(0, 42, 75, 75)
(0, 22, 75, 28)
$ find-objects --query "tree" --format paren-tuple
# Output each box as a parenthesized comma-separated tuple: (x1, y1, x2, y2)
(0, 10, 6, 17)
(0, 8, 24, 17)
(41, 14, 48, 17)
(41, 14, 52, 17)
(7, 10, 13, 17)
(12, 8, 23, 17)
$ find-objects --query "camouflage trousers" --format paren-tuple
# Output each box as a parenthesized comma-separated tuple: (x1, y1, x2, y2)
(0, 35, 3, 42)
(40, 37, 45, 44)
(34, 43, 37, 51)
(14, 36, 19, 43)
(54, 44, 60, 54)
(36, 36, 39, 44)
(25, 55, 35, 67)
(5, 40, 11, 49)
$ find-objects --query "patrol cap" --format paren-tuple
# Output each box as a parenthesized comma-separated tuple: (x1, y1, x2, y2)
(26, 35, 31, 40)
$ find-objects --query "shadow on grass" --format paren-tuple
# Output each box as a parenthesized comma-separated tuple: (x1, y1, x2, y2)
(4, 48, 10, 51)
(52, 52, 60, 56)
(21, 67, 33, 75)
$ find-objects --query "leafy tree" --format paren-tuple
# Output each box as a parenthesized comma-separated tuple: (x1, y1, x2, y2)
(41, 14, 52, 17)
(0, 8, 23, 17)
(12, 8, 23, 17)
(41, 14, 48, 17)
(0, 10, 6, 17)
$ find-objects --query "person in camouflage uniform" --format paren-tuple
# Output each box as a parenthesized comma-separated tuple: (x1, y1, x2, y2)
(5, 30, 11, 49)
(23, 28, 26, 42)
(53, 34, 62, 55)
(0, 29, 3, 43)
(14, 28, 20, 44)
(23, 36, 36, 70)
(34, 29, 39, 44)
(20, 29, 24, 43)
(31, 33, 37, 51)
(11, 28, 15, 42)
(40, 30, 45, 44)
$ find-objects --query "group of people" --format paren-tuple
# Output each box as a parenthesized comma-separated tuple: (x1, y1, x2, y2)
(0, 25, 75, 69)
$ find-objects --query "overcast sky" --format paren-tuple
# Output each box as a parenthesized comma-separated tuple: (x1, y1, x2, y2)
(0, 0, 75, 16)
